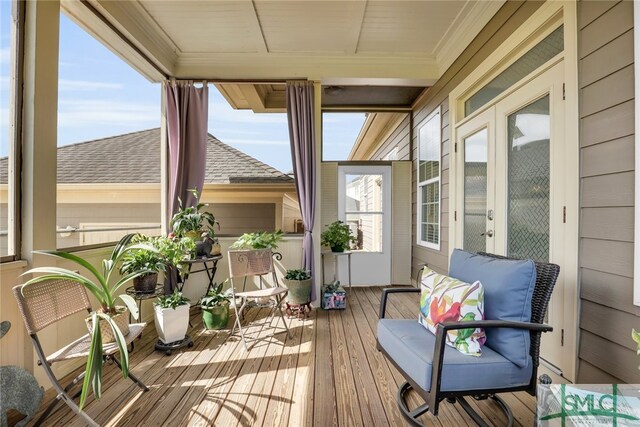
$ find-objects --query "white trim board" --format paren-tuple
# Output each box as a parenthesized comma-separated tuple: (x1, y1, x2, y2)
(633, 2, 640, 306)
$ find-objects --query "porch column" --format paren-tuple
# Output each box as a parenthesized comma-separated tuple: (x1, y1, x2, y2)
(21, 0, 60, 379)
(313, 81, 322, 305)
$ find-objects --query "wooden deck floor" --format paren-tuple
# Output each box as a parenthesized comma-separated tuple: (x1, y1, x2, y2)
(29, 287, 537, 426)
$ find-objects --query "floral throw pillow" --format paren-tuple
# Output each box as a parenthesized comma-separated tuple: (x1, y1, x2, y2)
(418, 267, 486, 356)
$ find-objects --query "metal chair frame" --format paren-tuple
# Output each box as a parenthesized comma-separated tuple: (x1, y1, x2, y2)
(13, 279, 148, 427)
(227, 249, 292, 351)
(377, 252, 560, 427)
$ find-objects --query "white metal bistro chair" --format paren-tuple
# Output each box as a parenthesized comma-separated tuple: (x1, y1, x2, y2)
(227, 248, 292, 350)
(12, 278, 147, 427)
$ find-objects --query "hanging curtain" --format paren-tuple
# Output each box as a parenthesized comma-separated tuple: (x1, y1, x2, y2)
(286, 81, 317, 300)
(163, 80, 209, 293)
(164, 80, 209, 227)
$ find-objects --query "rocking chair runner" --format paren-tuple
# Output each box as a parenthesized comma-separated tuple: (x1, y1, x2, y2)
(377, 251, 559, 427)
(12, 278, 148, 427)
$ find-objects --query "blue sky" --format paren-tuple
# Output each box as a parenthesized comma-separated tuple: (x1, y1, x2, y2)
(0, 6, 365, 173)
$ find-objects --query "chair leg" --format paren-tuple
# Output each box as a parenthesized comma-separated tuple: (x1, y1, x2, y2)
(275, 296, 292, 339)
(34, 369, 99, 427)
(110, 355, 149, 391)
(396, 381, 429, 427)
(232, 300, 250, 351)
(455, 394, 513, 427)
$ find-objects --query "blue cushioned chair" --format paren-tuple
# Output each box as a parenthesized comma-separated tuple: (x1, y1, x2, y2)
(377, 250, 559, 427)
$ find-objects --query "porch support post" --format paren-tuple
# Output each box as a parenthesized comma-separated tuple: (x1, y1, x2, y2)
(312, 81, 322, 305)
(160, 85, 168, 234)
(20, 0, 60, 380)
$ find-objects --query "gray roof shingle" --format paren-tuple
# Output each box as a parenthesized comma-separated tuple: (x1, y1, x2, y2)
(0, 128, 293, 185)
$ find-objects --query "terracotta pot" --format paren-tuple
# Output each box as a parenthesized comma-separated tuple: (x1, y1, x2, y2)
(85, 307, 130, 345)
(133, 273, 158, 293)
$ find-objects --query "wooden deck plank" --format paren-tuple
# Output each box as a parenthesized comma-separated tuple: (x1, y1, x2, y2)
(28, 287, 539, 427)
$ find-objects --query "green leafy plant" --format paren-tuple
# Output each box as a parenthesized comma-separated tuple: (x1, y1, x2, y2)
(284, 269, 311, 281)
(633, 329, 640, 369)
(169, 188, 219, 239)
(230, 230, 284, 250)
(21, 233, 157, 409)
(121, 234, 195, 277)
(200, 282, 231, 308)
(320, 221, 355, 251)
(155, 289, 190, 310)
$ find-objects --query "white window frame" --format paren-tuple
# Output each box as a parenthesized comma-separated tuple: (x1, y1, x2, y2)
(416, 107, 441, 250)
(633, 3, 640, 305)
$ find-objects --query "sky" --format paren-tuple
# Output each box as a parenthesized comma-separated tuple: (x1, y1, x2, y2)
(0, 5, 366, 173)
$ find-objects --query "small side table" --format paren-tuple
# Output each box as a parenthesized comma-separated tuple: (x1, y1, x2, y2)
(177, 254, 223, 298)
(321, 251, 352, 293)
(125, 285, 164, 337)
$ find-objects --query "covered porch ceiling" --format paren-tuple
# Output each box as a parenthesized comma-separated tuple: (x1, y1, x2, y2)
(62, 0, 505, 111)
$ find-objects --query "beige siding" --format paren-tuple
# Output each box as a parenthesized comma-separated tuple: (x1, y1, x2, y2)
(577, 0, 639, 383)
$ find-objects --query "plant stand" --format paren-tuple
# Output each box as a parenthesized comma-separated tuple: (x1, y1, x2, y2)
(126, 285, 164, 338)
(154, 335, 193, 356)
(285, 302, 312, 319)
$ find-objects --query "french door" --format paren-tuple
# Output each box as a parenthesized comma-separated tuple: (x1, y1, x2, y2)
(455, 62, 566, 373)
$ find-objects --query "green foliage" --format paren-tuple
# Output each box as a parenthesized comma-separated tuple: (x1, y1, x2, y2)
(121, 234, 195, 277)
(21, 233, 156, 409)
(155, 289, 190, 310)
(320, 221, 355, 250)
(200, 281, 231, 308)
(230, 230, 284, 250)
(170, 188, 219, 239)
(285, 269, 311, 281)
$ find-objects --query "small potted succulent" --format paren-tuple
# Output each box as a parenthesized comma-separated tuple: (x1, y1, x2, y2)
(283, 269, 312, 305)
(321, 220, 355, 252)
(154, 289, 190, 344)
(200, 281, 231, 330)
(169, 188, 219, 256)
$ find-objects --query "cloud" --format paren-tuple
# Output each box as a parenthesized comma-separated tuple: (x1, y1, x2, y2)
(58, 99, 159, 128)
(223, 138, 288, 146)
(58, 79, 124, 91)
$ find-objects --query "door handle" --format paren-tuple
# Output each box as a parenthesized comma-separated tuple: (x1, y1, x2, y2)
(481, 230, 494, 238)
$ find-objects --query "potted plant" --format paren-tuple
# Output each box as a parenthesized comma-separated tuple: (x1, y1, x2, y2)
(229, 230, 284, 250)
(200, 281, 231, 330)
(121, 234, 196, 293)
(283, 269, 312, 305)
(121, 235, 166, 293)
(321, 220, 355, 252)
(169, 188, 219, 256)
(154, 289, 190, 344)
(21, 233, 156, 408)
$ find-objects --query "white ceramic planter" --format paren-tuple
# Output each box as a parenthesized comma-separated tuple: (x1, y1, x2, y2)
(154, 303, 190, 344)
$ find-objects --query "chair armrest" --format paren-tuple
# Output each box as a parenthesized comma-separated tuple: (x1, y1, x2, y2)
(438, 320, 553, 333)
(428, 320, 552, 406)
(379, 287, 420, 319)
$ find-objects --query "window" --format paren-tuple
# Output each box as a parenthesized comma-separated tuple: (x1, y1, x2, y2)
(417, 108, 441, 248)
(56, 13, 161, 249)
(0, 0, 20, 260)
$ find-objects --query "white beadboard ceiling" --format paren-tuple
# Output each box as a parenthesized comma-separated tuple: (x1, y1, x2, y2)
(70, 0, 505, 85)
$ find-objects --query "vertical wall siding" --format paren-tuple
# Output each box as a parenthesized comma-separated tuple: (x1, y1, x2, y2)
(577, 0, 640, 383)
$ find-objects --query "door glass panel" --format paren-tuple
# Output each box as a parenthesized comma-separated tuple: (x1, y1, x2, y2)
(465, 25, 563, 116)
(463, 128, 488, 253)
(507, 95, 550, 262)
(345, 174, 383, 252)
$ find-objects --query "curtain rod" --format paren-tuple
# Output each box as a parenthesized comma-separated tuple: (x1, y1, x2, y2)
(169, 78, 308, 85)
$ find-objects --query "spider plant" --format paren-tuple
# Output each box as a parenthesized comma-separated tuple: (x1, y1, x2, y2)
(21, 233, 158, 409)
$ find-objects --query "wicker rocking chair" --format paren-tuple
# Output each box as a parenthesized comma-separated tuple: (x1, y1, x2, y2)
(13, 278, 148, 427)
(377, 250, 559, 427)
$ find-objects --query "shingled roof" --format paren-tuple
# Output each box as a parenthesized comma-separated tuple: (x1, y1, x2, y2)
(0, 128, 293, 185)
